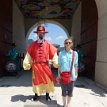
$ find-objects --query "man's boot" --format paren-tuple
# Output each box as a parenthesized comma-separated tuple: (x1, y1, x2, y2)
(46, 93, 51, 101)
(32, 93, 39, 101)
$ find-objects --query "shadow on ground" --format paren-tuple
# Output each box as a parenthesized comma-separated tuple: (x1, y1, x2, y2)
(11, 94, 57, 106)
(75, 77, 107, 97)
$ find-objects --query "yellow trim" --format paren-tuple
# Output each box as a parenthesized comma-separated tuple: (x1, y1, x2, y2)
(32, 72, 54, 96)
(52, 52, 58, 68)
(23, 53, 32, 70)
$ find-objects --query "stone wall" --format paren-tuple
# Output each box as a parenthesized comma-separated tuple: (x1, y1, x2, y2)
(95, 0, 107, 88)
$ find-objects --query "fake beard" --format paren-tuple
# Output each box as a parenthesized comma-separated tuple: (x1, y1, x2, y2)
(37, 36, 44, 44)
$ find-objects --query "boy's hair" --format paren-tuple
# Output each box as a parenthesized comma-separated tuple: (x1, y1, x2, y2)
(64, 37, 74, 43)
(64, 37, 74, 49)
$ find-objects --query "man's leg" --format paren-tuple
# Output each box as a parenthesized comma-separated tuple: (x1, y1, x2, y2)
(32, 93, 39, 101)
(46, 93, 51, 101)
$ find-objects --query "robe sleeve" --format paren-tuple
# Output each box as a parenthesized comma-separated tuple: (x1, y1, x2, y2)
(23, 52, 33, 70)
(26, 42, 34, 58)
(49, 43, 57, 59)
(51, 52, 58, 68)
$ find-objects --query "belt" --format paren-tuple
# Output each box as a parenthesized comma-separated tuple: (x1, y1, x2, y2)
(33, 62, 48, 64)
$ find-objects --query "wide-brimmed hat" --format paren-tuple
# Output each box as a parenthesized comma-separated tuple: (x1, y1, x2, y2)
(34, 26, 48, 33)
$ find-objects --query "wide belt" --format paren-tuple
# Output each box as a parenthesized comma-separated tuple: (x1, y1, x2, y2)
(33, 62, 48, 64)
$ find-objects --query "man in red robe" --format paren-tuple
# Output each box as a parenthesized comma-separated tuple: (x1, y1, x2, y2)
(23, 25, 58, 101)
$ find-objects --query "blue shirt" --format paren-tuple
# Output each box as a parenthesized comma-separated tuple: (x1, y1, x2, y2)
(58, 49, 78, 81)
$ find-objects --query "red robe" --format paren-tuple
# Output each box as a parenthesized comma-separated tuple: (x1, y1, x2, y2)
(27, 40, 57, 85)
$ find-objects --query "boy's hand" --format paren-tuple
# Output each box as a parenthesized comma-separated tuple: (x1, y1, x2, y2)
(75, 75, 78, 81)
(56, 76, 60, 83)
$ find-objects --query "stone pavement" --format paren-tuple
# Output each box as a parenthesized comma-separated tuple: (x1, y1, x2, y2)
(0, 70, 107, 107)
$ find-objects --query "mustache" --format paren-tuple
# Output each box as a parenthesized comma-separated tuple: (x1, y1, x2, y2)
(39, 36, 43, 39)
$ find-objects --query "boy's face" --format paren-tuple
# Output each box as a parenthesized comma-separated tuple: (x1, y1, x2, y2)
(64, 40, 73, 49)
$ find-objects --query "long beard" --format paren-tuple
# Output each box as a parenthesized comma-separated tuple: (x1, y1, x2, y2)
(39, 36, 43, 39)
(37, 36, 44, 43)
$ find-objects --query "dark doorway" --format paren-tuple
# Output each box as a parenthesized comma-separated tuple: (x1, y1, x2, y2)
(80, 0, 98, 80)
(0, 0, 12, 76)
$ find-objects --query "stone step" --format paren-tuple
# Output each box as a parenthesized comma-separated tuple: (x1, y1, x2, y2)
(24, 95, 58, 107)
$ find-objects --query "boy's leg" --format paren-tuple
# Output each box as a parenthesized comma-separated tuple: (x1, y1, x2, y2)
(67, 82, 75, 107)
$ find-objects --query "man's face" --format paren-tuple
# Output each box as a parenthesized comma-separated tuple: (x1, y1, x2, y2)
(37, 32, 45, 39)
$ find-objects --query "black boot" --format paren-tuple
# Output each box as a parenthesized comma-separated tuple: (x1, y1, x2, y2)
(46, 93, 51, 101)
(32, 93, 39, 101)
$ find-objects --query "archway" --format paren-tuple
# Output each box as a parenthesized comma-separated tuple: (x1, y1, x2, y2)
(26, 20, 69, 47)
(26, 20, 69, 39)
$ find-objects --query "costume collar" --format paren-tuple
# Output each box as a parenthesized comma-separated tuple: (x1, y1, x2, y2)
(37, 38, 45, 43)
